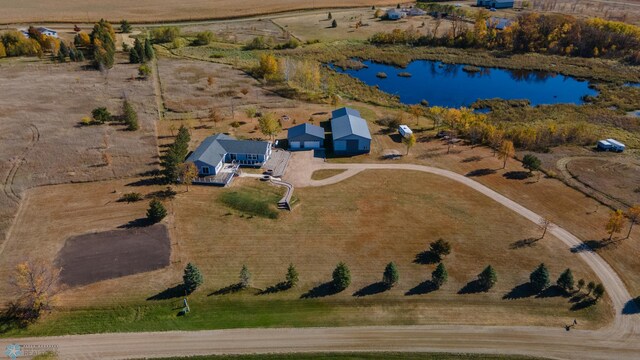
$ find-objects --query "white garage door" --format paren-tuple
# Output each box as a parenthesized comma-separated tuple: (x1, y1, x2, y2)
(290, 141, 301, 149)
(303, 141, 321, 149)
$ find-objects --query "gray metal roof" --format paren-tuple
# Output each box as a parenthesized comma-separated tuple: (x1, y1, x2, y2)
(186, 134, 270, 166)
(287, 123, 325, 140)
(331, 107, 372, 140)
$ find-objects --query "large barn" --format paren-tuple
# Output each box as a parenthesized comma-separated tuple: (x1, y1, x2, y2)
(330, 107, 371, 155)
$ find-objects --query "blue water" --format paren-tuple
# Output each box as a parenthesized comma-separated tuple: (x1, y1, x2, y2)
(332, 60, 599, 108)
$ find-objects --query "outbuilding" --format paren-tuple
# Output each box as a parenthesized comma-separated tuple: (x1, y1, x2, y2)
(597, 139, 625, 152)
(477, 0, 514, 9)
(399, 125, 413, 138)
(386, 9, 406, 20)
(331, 107, 371, 155)
(287, 123, 325, 150)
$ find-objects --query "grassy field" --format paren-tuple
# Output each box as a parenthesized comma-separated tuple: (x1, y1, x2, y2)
(139, 353, 547, 360)
(311, 169, 347, 180)
(0, 56, 158, 248)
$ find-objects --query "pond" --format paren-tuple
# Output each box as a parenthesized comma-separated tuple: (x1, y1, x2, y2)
(331, 60, 599, 108)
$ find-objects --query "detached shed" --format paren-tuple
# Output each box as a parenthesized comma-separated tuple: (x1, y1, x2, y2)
(287, 123, 325, 150)
(331, 107, 372, 155)
(598, 138, 625, 152)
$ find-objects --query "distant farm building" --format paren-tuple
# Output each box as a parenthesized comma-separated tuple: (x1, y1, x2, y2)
(287, 123, 325, 150)
(488, 17, 513, 30)
(331, 107, 371, 155)
(477, 0, 514, 9)
(404, 7, 427, 16)
(386, 9, 406, 20)
(597, 139, 626, 152)
(20, 27, 58, 38)
(186, 134, 271, 176)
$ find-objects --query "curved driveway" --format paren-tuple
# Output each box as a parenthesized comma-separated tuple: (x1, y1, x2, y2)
(3, 160, 639, 360)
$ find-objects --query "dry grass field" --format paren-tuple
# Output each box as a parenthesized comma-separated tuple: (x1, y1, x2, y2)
(0, 57, 158, 246)
(0, 1, 396, 24)
(565, 157, 640, 206)
(274, 9, 450, 43)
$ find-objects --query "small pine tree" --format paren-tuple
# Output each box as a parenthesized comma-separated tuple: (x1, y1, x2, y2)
(587, 281, 596, 295)
(129, 47, 141, 63)
(183, 262, 203, 293)
(60, 41, 70, 57)
(78, 51, 85, 61)
(432, 263, 448, 289)
(286, 263, 299, 288)
(328, 12, 332, 20)
(331, 19, 337, 28)
(123, 100, 139, 131)
(57, 51, 66, 63)
(556, 268, 575, 292)
(134, 38, 145, 63)
(332, 262, 351, 291)
(477, 265, 497, 290)
(69, 49, 77, 61)
(146, 199, 167, 223)
(577, 278, 585, 292)
(530, 263, 550, 292)
(240, 265, 251, 288)
(382, 262, 399, 287)
(120, 19, 132, 33)
(144, 38, 154, 60)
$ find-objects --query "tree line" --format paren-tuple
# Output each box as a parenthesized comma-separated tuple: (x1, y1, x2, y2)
(370, 12, 640, 63)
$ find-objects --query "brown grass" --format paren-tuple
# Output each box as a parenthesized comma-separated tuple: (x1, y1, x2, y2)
(0, 56, 158, 246)
(0, 1, 397, 24)
(311, 169, 347, 180)
(565, 157, 640, 207)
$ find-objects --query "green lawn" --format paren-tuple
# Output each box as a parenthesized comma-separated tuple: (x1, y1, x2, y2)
(142, 353, 547, 360)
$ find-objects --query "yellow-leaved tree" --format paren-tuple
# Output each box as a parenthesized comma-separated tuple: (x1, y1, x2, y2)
(498, 140, 515, 169)
(10, 259, 62, 320)
(606, 209, 626, 241)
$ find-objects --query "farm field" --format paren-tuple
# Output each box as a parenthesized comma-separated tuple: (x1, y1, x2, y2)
(0, 1, 394, 24)
(142, 353, 546, 360)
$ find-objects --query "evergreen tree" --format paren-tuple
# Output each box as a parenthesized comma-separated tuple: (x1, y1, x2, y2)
(162, 125, 190, 183)
(146, 199, 167, 223)
(477, 265, 497, 290)
(332, 262, 351, 291)
(57, 50, 66, 63)
(120, 19, 132, 33)
(328, 12, 332, 20)
(556, 268, 575, 292)
(123, 100, 139, 131)
(92, 107, 112, 123)
(530, 263, 550, 292)
(587, 281, 596, 295)
(77, 50, 85, 61)
(144, 38, 154, 60)
(69, 49, 77, 61)
(331, 19, 337, 28)
(382, 262, 399, 287)
(577, 278, 585, 292)
(133, 38, 145, 63)
(59, 41, 70, 57)
(90, 19, 116, 69)
(129, 47, 141, 63)
(183, 262, 203, 293)
(240, 265, 251, 288)
(522, 154, 541, 174)
(286, 263, 299, 288)
(432, 263, 448, 289)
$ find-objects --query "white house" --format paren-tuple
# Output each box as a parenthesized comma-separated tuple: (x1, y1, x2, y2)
(20, 27, 59, 38)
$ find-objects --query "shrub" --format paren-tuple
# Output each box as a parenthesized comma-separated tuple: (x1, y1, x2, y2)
(120, 192, 142, 203)
(91, 107, 112, 123)
(245, 107, 258, 118)
(146, 199, 167, 224)
(151, 26, 180, 43)
(244, 36, 271, 50)
(80, 116, 93, 126)
(194, 31, 215, 46)
(138, 64, 151, 79)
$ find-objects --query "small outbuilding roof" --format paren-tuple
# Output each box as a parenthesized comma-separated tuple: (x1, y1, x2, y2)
(186, 133, 270, 166)
(331, 107, 372, 140)
(287, 123, 325, 140)
(488, 17, 513, 30)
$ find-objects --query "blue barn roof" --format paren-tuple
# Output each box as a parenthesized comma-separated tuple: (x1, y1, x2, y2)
(331, 107, 372, 140)
(287, 123, 325, 140)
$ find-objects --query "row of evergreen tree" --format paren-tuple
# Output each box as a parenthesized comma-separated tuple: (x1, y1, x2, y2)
(130, 38, 154, 64)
